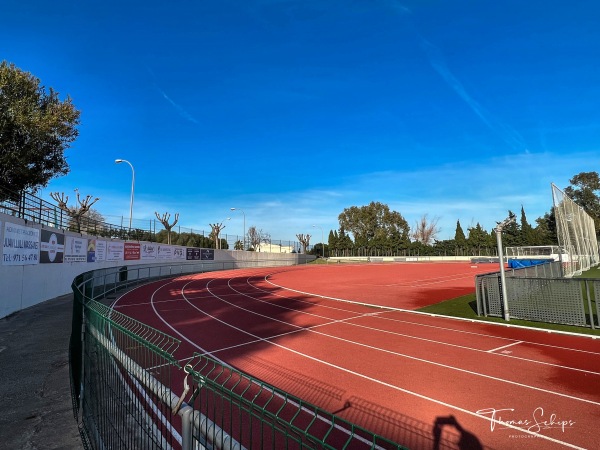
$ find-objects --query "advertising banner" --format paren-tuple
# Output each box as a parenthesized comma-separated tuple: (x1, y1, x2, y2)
(106, 241, 124, 261)
(2, 222, 40, 265)
(65, 236, 88, 263)
(173, 246, 186, 260)
(141, 243, 157, 260)
(201, 249, 215, 260)
(157, 245, 173, 259)
(94, 240, 107, 262)
(40, 230, 65, 263)
(87, 239, 96, 262)
(186, 248, 201, 260)
(124, 242, 141, 261)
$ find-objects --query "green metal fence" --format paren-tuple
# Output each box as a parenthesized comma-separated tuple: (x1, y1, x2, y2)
(70, 260, 408, 449)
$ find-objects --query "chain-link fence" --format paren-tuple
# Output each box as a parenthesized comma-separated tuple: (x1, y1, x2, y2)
(475, 261, 599, 328)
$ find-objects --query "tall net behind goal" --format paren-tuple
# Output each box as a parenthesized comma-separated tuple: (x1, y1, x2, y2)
(551, 183, 600, 277)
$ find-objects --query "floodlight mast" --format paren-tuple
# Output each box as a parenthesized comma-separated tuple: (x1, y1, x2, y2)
(495, 212, 516, 321)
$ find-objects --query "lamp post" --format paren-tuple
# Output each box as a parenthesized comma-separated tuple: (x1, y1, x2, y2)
(312, 224, 324, 258)
(230, 207, 245, 250)
(115, 159, 135, 232)
(495, 212, 516, 321)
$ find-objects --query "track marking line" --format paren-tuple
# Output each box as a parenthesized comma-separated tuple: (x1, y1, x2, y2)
(264, 273, 600, 345)
(115, 269, 596, 450)
(238, 276, 600, 375)
(488, 341, 524, 353)
(119, 272, 388, 449)
(176, 276, 590, 449)
(174, 278, 387, 450)
(182, 277, 600, 407)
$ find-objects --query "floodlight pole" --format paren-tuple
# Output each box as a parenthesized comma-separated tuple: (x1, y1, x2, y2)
(312, 224, 324, 258)
(495, 213, 516, 321)
(115, 159, 135, 232)
(230, 207, 245, 250)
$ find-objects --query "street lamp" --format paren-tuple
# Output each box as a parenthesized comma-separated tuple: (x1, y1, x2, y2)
(312, 224, 324, 258)
(495, 212, 516, 321)
(115, 159, 135, 232)
(230, 207, 245, 250)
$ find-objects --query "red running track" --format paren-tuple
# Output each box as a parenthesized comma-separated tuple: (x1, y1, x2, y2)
(113, 263, 600, 450)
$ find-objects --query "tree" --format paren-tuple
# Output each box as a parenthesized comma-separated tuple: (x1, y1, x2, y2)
(467, 223, 492, 255)
(338, 202, 409, 249)
(209, 221, 227, 249)
(411, 214, 441, 245)
(296, 233, 311, 254)
(155, 212, 179, 245)
(77, 208, 106, 235)
(454, 220, 467, 254)
(498, 210, 520, 247)
(311, 243, 328, 257)
(520, 205, 535, 245)
(334, 227, 354, 256)
(0, 61, 80, 195)
(247, 226, 269, 251)
(50, 190, 99, 233)
(535, 209, 557, 245)
(328, 230, 337, 255)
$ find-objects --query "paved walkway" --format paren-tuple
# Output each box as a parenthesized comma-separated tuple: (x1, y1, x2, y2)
(0, 294, 82, 449)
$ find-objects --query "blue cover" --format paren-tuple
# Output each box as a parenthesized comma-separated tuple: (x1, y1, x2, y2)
(507, 259, 548, 268)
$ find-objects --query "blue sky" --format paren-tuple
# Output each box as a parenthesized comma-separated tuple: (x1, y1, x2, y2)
(2, 0, 600, 243)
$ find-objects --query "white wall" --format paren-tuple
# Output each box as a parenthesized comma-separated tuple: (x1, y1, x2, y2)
(0, 212, 312, 319)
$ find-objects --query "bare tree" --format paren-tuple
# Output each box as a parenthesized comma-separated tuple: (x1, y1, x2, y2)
(209, 222, 227, 249)
(261, 231, 272, 251)
(410, 214, 441, 245)
(50, 189, 99, 233)
(77, 208, 106, 235)
(296, 233, 311, 254)
(155, 212, 179, 245)
(247, 225, 270, 251)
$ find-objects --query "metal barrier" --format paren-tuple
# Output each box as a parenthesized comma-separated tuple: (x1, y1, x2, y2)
(70, 260, 408, 449)
(475, 261, 599, 328)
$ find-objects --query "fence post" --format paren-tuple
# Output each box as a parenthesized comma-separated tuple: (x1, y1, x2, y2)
(181, 406, 193, 450)
(585, 280, 595, 330)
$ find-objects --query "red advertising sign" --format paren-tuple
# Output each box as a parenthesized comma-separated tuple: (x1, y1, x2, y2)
(124, 242, 141, 260)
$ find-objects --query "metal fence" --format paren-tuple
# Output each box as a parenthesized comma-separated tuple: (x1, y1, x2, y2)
(0, 186, 300, 251)
(475, 261, 599, 328)
(70, 260, 408, 450)
(552, 183, 600, 277)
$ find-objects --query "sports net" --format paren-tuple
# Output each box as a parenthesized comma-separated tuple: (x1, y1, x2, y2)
(551, 183, 600, 277)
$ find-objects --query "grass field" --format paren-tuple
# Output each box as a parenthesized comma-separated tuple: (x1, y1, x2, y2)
(418, 266, 600, 337)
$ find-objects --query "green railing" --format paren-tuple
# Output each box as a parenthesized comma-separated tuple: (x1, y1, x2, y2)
(70, 260, 408, 449)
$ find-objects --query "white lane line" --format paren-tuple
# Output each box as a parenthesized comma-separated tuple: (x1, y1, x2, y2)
(488, 341, 523, 353)
(115, 270, 595, 450)
(177, 278, 387, 450)
(186, 276, 600, 407)
(263, 273, 600, 347)
(178, 275, 588, 450)
(232, 277, 600, 376)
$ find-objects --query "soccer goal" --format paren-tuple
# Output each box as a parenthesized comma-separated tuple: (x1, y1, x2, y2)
(551, 183, 600, 277)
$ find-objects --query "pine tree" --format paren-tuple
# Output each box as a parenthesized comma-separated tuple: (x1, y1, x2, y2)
(455, 220, 467, 254)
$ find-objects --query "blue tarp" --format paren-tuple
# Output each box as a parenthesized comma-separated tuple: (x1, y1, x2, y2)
(507, 259, 549, 268)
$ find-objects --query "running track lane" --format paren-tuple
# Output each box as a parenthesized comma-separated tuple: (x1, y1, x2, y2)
(112, 266, 600, 450)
